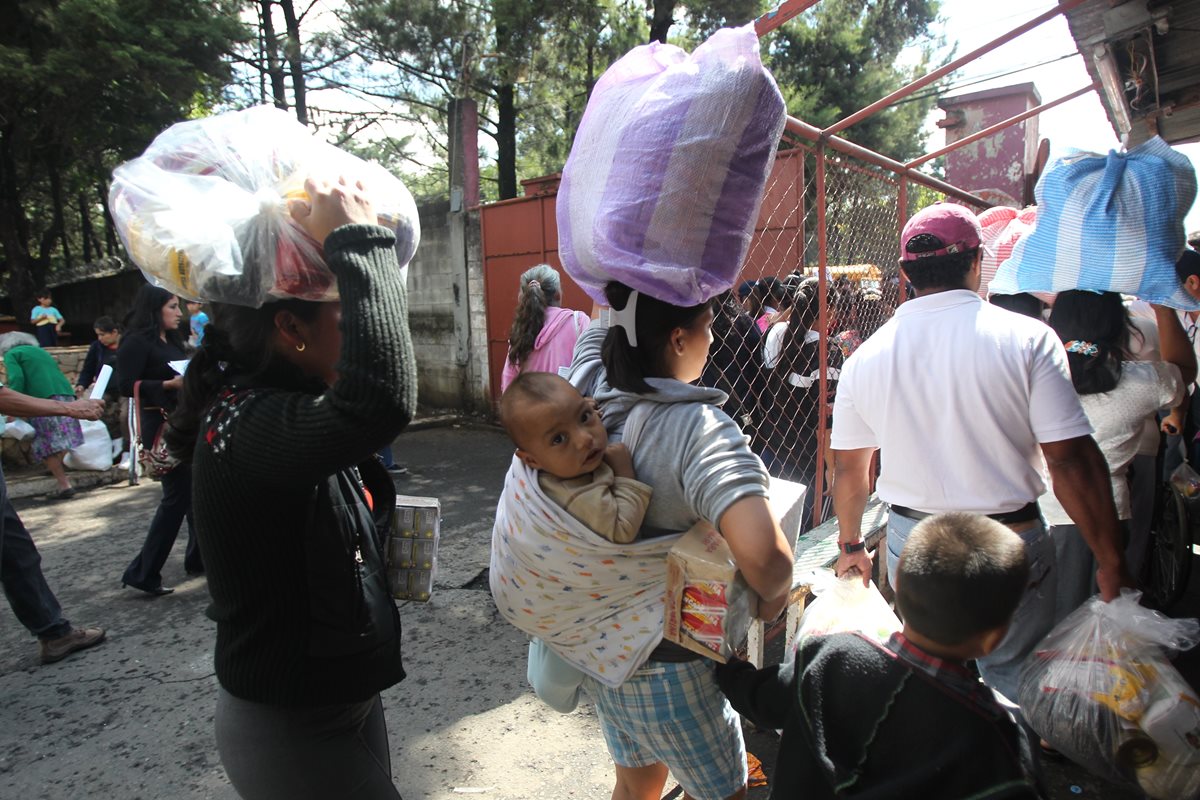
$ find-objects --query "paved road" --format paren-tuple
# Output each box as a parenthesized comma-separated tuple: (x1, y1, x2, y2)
(0, 421, 1191, 798)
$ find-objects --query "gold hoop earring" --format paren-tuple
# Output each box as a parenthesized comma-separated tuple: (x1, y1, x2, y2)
(295, 342, 306, 353)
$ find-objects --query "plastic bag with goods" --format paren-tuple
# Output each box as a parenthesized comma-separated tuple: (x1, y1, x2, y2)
(795, 569, 901, 644)
(989, 136, 1198, 309)
(557, 23, 786, 307)
(1018, 590, 1200, 799)
(978, 205, 1051, 304)
(1169, 461, 1200, 501)
(109, 105, 420, 308)
(64, 420, 114, 471)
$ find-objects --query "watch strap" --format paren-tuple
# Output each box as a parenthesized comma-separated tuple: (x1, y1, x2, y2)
(841, 540, 867, 554)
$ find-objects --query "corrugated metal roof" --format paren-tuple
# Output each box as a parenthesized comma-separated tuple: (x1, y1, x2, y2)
(1068, 0, 1200, 145)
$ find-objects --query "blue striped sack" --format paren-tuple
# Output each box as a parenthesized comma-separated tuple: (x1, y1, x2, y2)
(989, 136, 1197, 308)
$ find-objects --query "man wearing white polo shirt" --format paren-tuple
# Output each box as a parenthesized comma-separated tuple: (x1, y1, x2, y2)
(830, 202, 1133, 702)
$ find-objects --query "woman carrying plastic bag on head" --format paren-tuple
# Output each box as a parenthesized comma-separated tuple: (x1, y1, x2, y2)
(111, 106, 420, 800)
(510, 22, 791, 800)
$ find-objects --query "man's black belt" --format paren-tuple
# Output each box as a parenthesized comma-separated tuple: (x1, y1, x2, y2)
(889, 501, 1040, 526)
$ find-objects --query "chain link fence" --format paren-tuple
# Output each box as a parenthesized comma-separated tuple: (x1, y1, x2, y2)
(701, 137, 980, 531)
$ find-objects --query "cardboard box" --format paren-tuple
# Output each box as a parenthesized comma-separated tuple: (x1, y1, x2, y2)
(385, 495, 440, 601)
(663, 521, 757, 662)
(768, 476, 808, 550)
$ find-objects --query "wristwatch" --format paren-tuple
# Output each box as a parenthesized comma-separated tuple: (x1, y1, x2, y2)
(840, 540, 867, 555)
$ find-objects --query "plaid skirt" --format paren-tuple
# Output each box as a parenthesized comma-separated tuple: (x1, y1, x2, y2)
(29, 395, 84, 461)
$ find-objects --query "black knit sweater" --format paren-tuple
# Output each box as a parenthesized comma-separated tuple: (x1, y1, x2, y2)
(192, 224, 417, 707)
(716, 633, 1041, 799)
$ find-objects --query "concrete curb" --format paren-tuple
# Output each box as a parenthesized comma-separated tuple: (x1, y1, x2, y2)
(6, 465, 126, 500)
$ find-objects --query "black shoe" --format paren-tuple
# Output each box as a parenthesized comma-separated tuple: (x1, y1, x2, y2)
(122, 581, 174, 596)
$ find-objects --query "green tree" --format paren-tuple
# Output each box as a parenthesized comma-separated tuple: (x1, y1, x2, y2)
(340, 0, 644, 201)
(767, 0, 942, 160)
(0, 0, 246, 313)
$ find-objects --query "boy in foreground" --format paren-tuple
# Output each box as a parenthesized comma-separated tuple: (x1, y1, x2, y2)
(716, 512, 1042, 799)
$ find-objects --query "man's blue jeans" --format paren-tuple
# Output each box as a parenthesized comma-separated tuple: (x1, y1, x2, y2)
(885, 510, 1057, 704)
(0, 466, 72, 640)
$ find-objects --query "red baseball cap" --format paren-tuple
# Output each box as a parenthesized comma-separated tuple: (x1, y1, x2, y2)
(900, 203, 983, 261)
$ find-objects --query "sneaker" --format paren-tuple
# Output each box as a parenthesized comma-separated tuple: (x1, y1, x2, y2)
(39, 626, 106, 664)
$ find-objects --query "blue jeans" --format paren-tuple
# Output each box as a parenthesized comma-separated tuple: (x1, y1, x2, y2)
(0, 466, 71, 640)
(886, 510, 1057, 704)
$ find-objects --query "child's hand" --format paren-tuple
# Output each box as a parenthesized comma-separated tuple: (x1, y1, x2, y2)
(288, 176, 376, 246)
(603, 443, 636, 479)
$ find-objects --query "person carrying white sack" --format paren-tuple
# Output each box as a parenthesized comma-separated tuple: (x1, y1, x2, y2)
(492, 21, 791, 800)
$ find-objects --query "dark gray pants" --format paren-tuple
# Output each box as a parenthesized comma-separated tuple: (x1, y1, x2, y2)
(121, 462, 200, 588)
(0, 466, 71, 640)
(215, 687, 401, 800)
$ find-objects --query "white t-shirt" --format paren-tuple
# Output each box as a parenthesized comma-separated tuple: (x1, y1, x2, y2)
(1043, 361, 1184, 523)
(832, 290, 1093, 514)
(762, 323, 838, 388)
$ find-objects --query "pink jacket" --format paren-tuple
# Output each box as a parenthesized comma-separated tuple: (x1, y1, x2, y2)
(500, 306, 591, 393)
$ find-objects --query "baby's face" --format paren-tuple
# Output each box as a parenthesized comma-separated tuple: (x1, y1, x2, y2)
(516, 384, 608, 479)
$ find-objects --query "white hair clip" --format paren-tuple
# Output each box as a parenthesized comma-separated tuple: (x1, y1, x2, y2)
(602, 290, 639, 348)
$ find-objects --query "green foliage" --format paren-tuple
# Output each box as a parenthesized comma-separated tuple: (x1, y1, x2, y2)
(767, 0, 943, 161)
(0, 0, 247, 309)
(336, 0, 942, 202)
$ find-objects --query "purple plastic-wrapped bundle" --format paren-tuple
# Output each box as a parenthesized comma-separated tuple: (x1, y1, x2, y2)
(557, 24, 786, 307)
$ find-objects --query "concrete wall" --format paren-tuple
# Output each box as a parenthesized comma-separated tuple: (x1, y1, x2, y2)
(406, 200, 489, 414)
(938, 83, 1041, 208)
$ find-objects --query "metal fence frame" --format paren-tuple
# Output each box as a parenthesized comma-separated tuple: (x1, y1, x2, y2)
(745, 0, 1097, 526)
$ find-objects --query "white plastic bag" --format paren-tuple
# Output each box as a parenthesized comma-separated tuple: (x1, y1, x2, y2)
(2, 418, 35, 441)
(795, 569, 901, 644)
(64, 420, 114, 471)
(110, 106, 420, 308)
(557, 24, 786, 306)
(1018, 590, 1200, 799)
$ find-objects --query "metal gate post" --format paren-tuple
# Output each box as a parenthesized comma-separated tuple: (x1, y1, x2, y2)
(814, 143, 829, 526)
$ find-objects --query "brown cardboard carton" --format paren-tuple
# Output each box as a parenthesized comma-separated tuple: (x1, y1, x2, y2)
(664, 520, 758, 662)
(386, 495, 441, 601)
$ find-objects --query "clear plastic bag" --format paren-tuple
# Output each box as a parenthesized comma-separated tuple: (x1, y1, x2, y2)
(109, 106, 420, 308)
(1018, 590, 1200, 799)
(557, 24, 785, 307)
(795, 569, 901, 644)
(1170, 461, 1200, 501)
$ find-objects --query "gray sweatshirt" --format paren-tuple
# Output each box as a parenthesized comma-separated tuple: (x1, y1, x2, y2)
(567, 320, 769, 537)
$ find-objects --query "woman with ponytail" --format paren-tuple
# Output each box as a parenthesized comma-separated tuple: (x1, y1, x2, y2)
(1045, 291, 1193, 616)
(500, 264, 589, 393)
(759, 281, 843, 526)
(164, 177, 416, 799)
(117, 284, 200, 592)
(563, 282, 793, 800)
